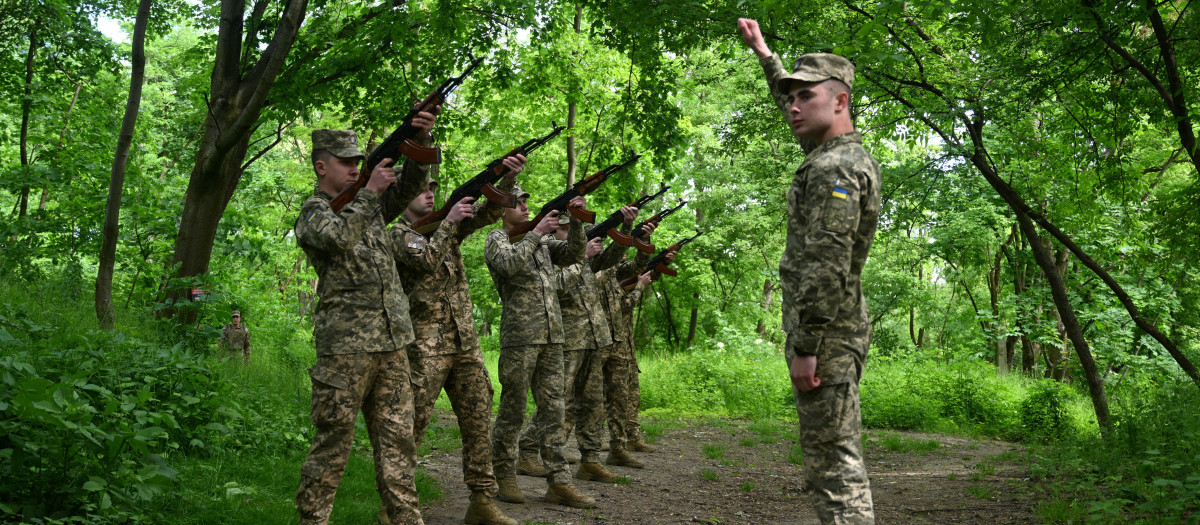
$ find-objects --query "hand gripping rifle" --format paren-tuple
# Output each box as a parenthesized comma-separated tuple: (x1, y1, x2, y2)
(330, 56, 484, 213)
(410, 124, 566, 234)
(585, 186, 669, 245)
(506, 153, 641, 241)
(620, 231, 703, 291)
(628, 199, 688, 253)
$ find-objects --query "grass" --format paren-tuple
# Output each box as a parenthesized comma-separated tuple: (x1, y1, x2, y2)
(701, 468, 720, 482)
(786, 445, 804, 465)
(702, 443, 726, 459)
(738, 438, 757, 447)
(967, 484, 993, 499)
(877, 432, 941, 454)
(739, 481, 755, 491)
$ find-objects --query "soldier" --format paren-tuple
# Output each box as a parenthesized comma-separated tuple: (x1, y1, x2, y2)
(484, 187, 595, 508)
(292, 111, 438, 525)
(386, 158, 527, 525)
(738, 18, 881, 525)
(516, 206, 640, 484)
(219, 310, 251, 364)
(595, 231, 659, 469)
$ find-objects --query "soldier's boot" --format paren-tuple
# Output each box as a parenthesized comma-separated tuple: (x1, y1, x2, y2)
(575, 462, 620, 483)
(377, 505, 390, 525)
(517, 455, 549, 477)
(606, 446, 645, 468)
(496, 477, 525, 504)
(629, 439, 657, 452)
(544, 483, 596, 509)
(464, 492, 518, 525)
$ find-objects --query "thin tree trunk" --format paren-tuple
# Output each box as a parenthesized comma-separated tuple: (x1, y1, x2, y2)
(756, 279, 774, 336)
(96, 0, 152, 329)
(18, 25, 37, 219)
(687, 292, 698, 347)
(565, 4, 581, 186)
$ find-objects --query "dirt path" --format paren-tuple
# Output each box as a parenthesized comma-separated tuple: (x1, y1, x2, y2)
(417, 416, 1039, 524)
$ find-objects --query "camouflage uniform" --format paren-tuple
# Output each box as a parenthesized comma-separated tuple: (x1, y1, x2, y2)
(389, 176, 515, 499)
(484, 217, 585, 485)
(519, 238, 624, 463)
(595, 233, 651, 450)
(759, 53, 881, 524)
(293, 130, 431, 525)
(219, 320, 251, 362)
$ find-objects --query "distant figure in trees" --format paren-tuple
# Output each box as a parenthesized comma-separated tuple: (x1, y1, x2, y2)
(739, 18, 882, 525)
(292, 112, 438, 524)
(219, 310, 251, 363)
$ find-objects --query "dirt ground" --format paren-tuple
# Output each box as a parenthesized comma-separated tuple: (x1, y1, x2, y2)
(415, 415, 1040, 525)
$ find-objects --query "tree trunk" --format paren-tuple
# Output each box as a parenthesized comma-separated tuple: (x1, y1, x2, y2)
(96, 0, 152, 330)
(564, 4, 581, 186)
(18, 25, 37, 220)
(756, 279, 774, 336)
(163, 0, 308, 323)
(686, 292, 698, 347)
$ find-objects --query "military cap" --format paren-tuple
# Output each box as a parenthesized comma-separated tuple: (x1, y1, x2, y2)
(231, 310, 241, 317)
(312, 129, 365, 159)
(512, 181, 531, 200)
(777, 53, 855, 94)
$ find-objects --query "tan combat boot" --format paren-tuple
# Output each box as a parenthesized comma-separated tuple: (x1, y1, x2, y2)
(606, 446, 645, 468)
(377, 506, 390, 525)
(629, 439, 657, 452)
(496, 477, 525, 504)
(464, 492, 518, 525)
(544, 483, 596, 509)
(575, 461, 620, 483)
(517, 455, 549, 477)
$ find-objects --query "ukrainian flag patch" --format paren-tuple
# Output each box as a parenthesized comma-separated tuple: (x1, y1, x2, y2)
(831, 187, 849, 200)
(305, 210, 318, 222)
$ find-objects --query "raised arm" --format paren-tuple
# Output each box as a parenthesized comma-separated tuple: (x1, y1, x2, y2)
(485, 228, 543, 278)
(296, 189, 380, 254)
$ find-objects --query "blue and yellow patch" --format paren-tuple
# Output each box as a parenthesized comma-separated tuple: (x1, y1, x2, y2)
(831, 187, 849, 200)
(306, 210, 318, 222)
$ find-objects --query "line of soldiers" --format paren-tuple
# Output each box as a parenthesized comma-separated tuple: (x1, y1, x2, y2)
(293, 107, 669, 525)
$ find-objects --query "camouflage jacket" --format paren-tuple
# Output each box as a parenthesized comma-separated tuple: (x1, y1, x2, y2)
(390, 178, 513, 357)
(554, 237, 626, 351)
(220, 323, 250, 352)
(294, 161, 429, 356)
(596, 230, 652, 344)
(484, 219, 585, 348)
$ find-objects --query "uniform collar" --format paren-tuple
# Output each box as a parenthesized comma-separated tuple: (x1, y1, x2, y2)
(807, 131, 862, 158)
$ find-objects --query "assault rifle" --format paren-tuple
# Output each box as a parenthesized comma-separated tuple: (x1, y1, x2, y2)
(620, 231, 703, 291)
(585, 186, 669, 245)
(507, 153, 641, 241)
(628, 200, 688, 253)
(330, 56, 484, 213)
(410, 124, 566, 234)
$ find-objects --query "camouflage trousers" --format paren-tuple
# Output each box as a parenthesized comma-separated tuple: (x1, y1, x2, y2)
(626, 345, 644, 442)
(521, 345, 607, 463)
(793, 380, 875, 525)
(409, 348, 498, 497)
(492, 344, 570, 484)
(296, 351, 419, 525)
(602, 340, 634, 449)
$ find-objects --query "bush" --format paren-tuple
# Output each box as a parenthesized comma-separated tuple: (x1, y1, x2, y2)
(1019, 380, 1075, 443)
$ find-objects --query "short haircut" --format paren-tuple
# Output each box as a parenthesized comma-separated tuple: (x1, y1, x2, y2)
(311, 149, 333, 171)
(826, 78, 851, 98)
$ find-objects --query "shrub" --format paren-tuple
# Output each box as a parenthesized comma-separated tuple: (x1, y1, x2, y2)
(1019, 380, 1075, 443)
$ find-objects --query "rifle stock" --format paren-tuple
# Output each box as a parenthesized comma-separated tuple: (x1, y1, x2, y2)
(330, 57, 484, 213)
(410, 124, 566, 234)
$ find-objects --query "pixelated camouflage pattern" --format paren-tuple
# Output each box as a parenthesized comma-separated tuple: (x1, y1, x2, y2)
(409, 349, 497, 496)
(294, 160, 430, 356)
(793, 376, 875, 524)
(778, 53, 856, 94)
(296, 352, 419, 525)
(595, 247, 650, 449)
(602, 340, 634, 449)
(519, 345, 606, 463)
(311, 129, 365, 159)
(595, 238, 650, 344)
(626, 349, 644, 442)
(555, 261, 614, 351)
(219, 323, 250, 361)
(484, 219, 585, 348)
(491, 344, 572, 485)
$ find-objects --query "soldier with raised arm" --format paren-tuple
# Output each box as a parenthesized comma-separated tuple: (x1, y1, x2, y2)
(292, 107, 438, 525)
(738, 18, 882, 525)
(484, 187, 595, 509)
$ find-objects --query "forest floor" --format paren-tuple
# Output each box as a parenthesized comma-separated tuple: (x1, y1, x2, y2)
(415, 414, 1040, 525)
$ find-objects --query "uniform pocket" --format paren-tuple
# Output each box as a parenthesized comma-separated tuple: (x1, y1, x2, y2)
(820, 189, 853, 234)
(310, 361, 352, 390)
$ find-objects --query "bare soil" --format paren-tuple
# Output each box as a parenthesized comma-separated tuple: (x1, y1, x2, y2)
(417, 415, 1041, 525)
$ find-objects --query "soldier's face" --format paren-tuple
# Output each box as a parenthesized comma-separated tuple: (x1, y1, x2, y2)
(408, 186, 436, 217)
(231, 316, 241, 326)
(787, 81, 843, 142)
(316, 155, 361, 194)
(503, 196, 529, 225)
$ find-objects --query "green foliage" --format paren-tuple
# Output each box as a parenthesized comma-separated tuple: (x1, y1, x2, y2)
(876, 433, 941, 454)
(700, 468, 719, 482)
(701, 443, 725, 460)
(1019, 381, 1076, 443)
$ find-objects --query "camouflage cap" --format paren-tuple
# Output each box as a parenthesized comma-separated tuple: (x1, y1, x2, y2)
(777, 53, 855, 94)
(512, 181, 531, 200)
(231, 310, 241, 317)
(312, 129, 365, 159)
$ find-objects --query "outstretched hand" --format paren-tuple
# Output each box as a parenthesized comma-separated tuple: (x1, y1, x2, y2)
(736, 18, 772, 59)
